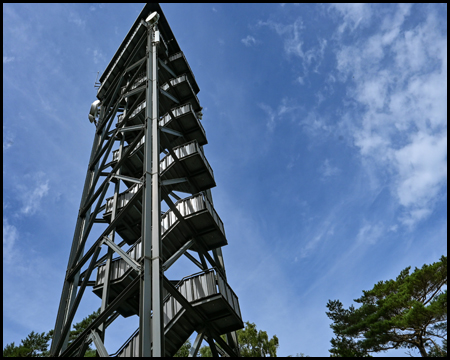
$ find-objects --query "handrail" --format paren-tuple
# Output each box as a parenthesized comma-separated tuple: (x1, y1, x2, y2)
(159, 102, 205, 138)
(160, 192, 224, 236)
(110, 268, 240, 357)
(159, 139, 214, 178)
(160, 74, 200, 107)
(108, 327, 139, 357)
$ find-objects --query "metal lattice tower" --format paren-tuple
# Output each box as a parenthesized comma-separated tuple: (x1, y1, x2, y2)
(50, 4, 243, 357)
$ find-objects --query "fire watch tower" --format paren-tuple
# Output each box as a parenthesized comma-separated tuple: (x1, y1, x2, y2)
(50, 3, 243, 357)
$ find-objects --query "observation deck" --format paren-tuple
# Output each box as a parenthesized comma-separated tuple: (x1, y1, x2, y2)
(110, 139, 214, 194)
(160, 140, 215, 193)
(104, 189, 227, 251)
(116, 101, 206, 150)
(160, 74, 201, 113)
(167, 51, 199, 95)
(103, 269, 242, 357)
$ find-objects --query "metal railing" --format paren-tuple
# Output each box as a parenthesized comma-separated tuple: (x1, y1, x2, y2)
(105, 183, 142, 214)
(95, 238, 142, 286)
(112, 136, 145, 162)
(159, 102, 205, 137)
(160, 74, 200, 106)
(112, 268, 240, 357)
(169, 52, 196, 81)
(159, 139, 214, 178)
(160, 193, 224, 237)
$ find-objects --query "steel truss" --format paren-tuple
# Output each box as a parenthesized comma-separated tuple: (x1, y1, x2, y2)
(50, 3, 243, 357)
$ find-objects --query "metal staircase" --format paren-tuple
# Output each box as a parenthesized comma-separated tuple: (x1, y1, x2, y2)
(50, 4, 242, 357)
(109, 269, 242, 357)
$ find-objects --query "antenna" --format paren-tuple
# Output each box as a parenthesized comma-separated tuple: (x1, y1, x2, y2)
(94, 71, 101, 89)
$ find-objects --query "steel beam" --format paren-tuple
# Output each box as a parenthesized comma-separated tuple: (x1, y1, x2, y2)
(160, 177, 187, 186)
(88, 330, 109, 357)
(150, 22, 164, 358)
(160, 88, 179, 104)
(113, 174, 143, 184)
(102, 236, 141, 272)
(189, 330, 205, 357)
(162, 239, 194, 271)
(60, 276, 140, 357)
(119, 124, 145, 133)
(160, 125, 183, 137)
(50, 102, 108, 356)
(158, 57, 177, 78)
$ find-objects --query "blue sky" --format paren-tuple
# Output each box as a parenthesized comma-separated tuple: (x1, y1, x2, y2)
(3, 3, 447, 357)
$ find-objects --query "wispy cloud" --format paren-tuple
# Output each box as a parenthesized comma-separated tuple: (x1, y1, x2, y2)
(93, 49, 106, 65)
(3, 128, 14, 150)
(299, 110, 332, 138)
(300, 223, 335, 259)
(258, 18, 327, 74)
(329, 3, 373, 33)
(320, 159, 341, 179)
(334, 4, 447, 227)
(3, 56, 15, 64)
(19, 174, 50, 215)
(259, 98, 301, 132)
(356, 223, 384, 245)
(3, 218, 18, 264)
(68, 11, 86, 29)
(241, 35, 257, 47)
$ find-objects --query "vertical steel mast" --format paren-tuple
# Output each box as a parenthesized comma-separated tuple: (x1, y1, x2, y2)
(51, 4, 243, 357)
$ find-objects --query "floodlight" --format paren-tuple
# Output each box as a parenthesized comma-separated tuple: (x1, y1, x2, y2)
(146, 12, 160, 25)
(88, 100, 101, 123)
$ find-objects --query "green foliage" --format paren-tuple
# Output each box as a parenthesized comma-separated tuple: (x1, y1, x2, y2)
(427, 338, 447, 357)
(3, 331, 52, 357)
(182, 322, 278, 357)
(3, 308, 101, 357)
(68, 307, 101, 348)
(199, 345, 212, 357)
(237, 321, 279, 357)
(326, 255, 447, 357)
(83, 349, 97, 357)
(174, 339, 191, 357)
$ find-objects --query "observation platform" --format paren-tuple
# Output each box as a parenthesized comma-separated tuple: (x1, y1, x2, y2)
(103, 190, 227, 252)
(116, 101, 206, 150)
(102, 269, 243, 357)
(160, 140, 215, 193)
(160, 74, 201, 113)
(110, 139, 214, 194)
(159, 103, 207, 148)
(168, 51, 199, 95)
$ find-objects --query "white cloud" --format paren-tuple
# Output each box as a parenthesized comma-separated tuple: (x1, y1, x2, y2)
(259, 98, 301, 132)
(68, 11, 86, 29)
(299, 110, 331, 138)
(3, 128, 14, 150)
(335, 4, 447, 227)
(3, 218, 18, 264)
(241, 35, 257, 47)
(19, 175, 50, 215)
(320, 159, 341, 179)
(258, 18, 327, 75)
(259, 103, 275, 131)
(356, 223, 384, 245)
(3, 56, 15, 64)
(329, 3, 373, 33)
(93, 49, 106, 64)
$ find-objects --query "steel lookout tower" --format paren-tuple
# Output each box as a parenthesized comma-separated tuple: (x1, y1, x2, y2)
(50, 3, 243, 357)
